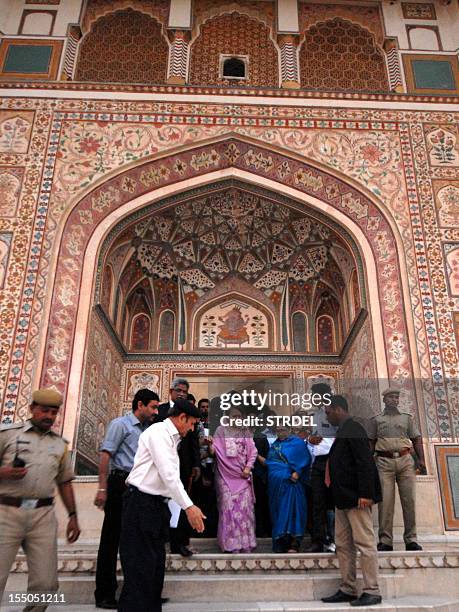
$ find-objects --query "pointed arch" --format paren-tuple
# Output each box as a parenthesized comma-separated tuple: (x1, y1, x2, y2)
(299, 18, 389, 92)
(34, 135, 418, 440)
(76, 9, 169, 84)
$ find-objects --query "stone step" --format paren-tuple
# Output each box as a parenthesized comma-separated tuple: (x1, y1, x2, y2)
(6, 544, 459, 605)
(0, 571, 437, 604)
(3, 596, 459, 612)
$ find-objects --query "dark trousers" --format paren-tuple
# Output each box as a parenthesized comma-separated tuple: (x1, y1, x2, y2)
(169, 510, 191, 551)
(94, 472, 127, 603)
(118, 487, 170, 612)
(169, 472, 191, 551)
(253, 473, 271, 538)
(311, 456, 334, 545)
(191, 465, 218, 538)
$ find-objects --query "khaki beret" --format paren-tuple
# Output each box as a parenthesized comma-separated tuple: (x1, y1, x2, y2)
(32, 389, 63, 407)
(381, 387, 401, 398)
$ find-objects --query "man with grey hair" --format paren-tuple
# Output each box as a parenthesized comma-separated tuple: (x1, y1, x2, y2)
(155, 377, 201, 556)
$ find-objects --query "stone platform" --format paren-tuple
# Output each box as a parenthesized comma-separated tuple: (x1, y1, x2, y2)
(4, 539, 459, 610)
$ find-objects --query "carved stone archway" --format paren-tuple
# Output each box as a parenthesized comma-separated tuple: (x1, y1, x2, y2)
(38, 136, 413, 439)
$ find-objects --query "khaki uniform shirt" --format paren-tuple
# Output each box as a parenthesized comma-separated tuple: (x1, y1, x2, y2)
(367, 408, 420, 453)
(0, 420, 74, 498)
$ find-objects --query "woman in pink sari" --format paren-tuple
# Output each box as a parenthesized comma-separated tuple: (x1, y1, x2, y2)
(210, 406, 258, 553)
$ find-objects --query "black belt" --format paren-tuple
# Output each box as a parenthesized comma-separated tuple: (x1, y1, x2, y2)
(110, 469, 130, 478)
(128, 485, 169, 503)
(314, 454, 329, 462)
(0, 495, 53, 509)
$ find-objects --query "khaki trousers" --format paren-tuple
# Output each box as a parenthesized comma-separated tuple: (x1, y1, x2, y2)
(0, 505, 58, 612)
(376, 454, 416, 546)
(335, 506, 380, 597)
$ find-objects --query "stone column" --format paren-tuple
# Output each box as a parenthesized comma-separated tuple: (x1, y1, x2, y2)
(167, 30, 190, 85)
(278, 34, 301, 89)
(61, 24, 82, 80)
(384, 38, 404, 93)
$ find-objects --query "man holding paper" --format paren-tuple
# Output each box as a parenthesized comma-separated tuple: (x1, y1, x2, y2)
(118, 398, 206, 612)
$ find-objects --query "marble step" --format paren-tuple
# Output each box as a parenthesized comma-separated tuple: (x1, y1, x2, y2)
(3, 596, 459, 612)
(0, 571, 442, 604)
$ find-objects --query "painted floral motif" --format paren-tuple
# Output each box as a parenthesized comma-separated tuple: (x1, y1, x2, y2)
(127, 371, 160, 400)
(437, 184, 459, 227)
(0, 115, 32, 153)
(0, 96, 457, 442)
(425, 126, 459, 167)
(0, 170, 23, 217)
(444, 244, 459, 297)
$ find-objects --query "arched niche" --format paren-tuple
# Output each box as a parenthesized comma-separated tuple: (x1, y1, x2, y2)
(130, 313, 151, 351)
(189, 12, 279, 87)
(75, 9, 169, 84)
(299, 18, 389, 92)
(192, 293, 275, 351)
(292, 311, 308, 353)
(316, 314, 336, 353)
(158, 310, 175, 351)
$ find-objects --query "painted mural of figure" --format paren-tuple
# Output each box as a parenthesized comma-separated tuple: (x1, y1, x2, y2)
(217, 306, 250, 347)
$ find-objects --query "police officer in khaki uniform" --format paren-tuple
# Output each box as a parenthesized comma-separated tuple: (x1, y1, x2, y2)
(368, 388, 426, 552)
(0, 389, 81, 610)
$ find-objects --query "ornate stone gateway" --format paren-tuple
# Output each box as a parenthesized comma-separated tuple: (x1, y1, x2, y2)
(74, 177, 381, 473)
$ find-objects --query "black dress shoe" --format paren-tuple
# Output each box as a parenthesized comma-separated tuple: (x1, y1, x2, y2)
(172, 544, 193, 557)
(321, 590, 357, 603)
(406, 541, 423, 551)
(95, 600, 118, 610)
(350, 592, 382, 606)
(377, 542, 393, 551)
(305, 542, 324, 553)
(161, 597, 169, 604)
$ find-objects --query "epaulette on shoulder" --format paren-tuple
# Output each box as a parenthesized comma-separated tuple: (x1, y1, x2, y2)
(0, 421, 24, 432)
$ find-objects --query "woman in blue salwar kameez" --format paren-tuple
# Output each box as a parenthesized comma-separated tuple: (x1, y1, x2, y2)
(265, 426, 312, 553)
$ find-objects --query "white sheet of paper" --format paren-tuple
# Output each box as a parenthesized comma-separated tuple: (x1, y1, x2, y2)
(168, 499, 181, 528)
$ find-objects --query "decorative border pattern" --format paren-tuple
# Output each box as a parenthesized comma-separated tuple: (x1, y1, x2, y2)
(435, 445, 459, 530)
(0, 96, 457, 445)
(1, 81, 459, 103)
(10, 550, 459, 574)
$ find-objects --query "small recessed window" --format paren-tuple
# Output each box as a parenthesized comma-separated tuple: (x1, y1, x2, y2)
(221, 56, 247, 79)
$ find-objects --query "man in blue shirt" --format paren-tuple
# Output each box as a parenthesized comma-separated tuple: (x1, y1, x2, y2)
(94, 388, 159, 609)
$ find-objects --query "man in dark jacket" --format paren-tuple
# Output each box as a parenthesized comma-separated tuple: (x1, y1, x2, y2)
(155, 377, 201, 557)
(321, 395, 382, 608)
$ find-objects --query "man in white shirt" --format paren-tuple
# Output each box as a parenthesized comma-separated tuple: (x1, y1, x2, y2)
(118, 399, 206, 612)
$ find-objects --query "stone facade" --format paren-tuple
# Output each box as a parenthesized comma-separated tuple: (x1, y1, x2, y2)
(0, 0, 458, 532)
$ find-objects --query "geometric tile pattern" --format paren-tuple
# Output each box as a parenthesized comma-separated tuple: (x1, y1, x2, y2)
(299, 18, 389, 92)
(76, 9, 168, 84)
(82, 0, 169, 34)
(189, 13, 279, 87)
(299, 3, 384, 47)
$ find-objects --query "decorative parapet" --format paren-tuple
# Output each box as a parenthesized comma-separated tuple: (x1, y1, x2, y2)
(167, 30, 190, 85)
(10, 551, 459, 574)
(384, 37, 404, 93)
(278, 34, 300, 89)
(62, 24, 82, 81)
